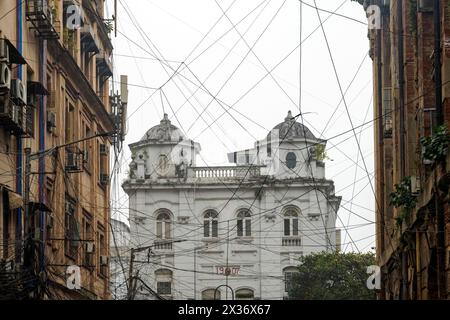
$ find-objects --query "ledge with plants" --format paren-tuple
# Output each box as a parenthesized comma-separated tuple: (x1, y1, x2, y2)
(390, 176, 417, 228)
(420, 124, 450, 165)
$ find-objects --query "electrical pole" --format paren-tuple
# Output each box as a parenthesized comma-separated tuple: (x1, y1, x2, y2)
(128, 248, 135, 300)
(225, 220, 229, 300)
(194, 247, 196, 300)
(23, 148, 31, 242)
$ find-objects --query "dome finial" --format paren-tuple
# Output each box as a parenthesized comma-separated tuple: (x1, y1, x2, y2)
(161, 113, 171, 125)
(285, 110, 293, 122)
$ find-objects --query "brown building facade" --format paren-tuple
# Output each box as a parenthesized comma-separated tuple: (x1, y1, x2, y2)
(0, 0, 124, 299)
(356, 0, 450, 299)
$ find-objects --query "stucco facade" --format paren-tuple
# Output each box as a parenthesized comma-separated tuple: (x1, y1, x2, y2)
(123, 112, 341, 300)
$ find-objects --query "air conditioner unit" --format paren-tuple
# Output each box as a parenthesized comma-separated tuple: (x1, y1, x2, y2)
(11, 104, 22, 124)
(100, 173, 109, 185)
(47, 111, 56, 131)
(99, 143, 109, 155)
(0, 39, 9, 63)
(66, 150, 81, 171)
(100, 255, 108, 265)
(10, 79, 27, 105)
(85, 241, 95, 253)
(0, 62, 11, 92)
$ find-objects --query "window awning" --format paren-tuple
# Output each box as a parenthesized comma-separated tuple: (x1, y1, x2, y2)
(27, 81, 50, 96)
(1, 38, 27, 65)
(1, 185, 23, 210)
(28, 201, 52, 213)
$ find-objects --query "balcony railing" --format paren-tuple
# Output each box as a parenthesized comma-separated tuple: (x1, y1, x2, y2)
(193, 165, 263, 181)
(153, 240, 173, 250)
(282, 237, 302, 247)
(26, 0, 60, 40)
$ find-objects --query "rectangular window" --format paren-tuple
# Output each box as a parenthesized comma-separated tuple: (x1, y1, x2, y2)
(165, 221, 171, 239)
(98, 227, 107, 277)
(237, 219, 243, 237)
(83, 121, 92, 172)
(424, 108, 437, 136)
(64, 197, 78, 259)
(245, 219, 251, 237)
(285, 272, 294, 292)
(82, 213, 93, 267)
(203, 220, 209, 237)
(157, 282, 171, 295)
(293, 219, 298, 236)
(157, 221, 163, 239)
(382, 87, 392, 137)
(99, 140, 109, 187)
(284, 219, 290, 236)
(212, 220, 218, 237)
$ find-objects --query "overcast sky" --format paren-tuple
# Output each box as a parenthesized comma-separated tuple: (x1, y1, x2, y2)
(107, 0, 375, 253)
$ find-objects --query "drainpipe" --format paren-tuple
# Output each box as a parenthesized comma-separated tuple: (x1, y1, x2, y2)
(415, 229, 421, 299)
(376, 17, 385, 300)
(397, 0, 408, 300)
(15, 0, 23, 265)
(433, 0, 446, 300)
(38, 38, 46, 275)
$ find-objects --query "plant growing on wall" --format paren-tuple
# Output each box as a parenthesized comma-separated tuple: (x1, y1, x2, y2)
(420, 124, 450, 163)
(390, 176, 417, 226)
(408, 0, 418, 35)
(315, 144, 329, 162)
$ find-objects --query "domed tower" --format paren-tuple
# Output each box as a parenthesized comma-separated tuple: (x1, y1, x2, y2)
(127, 114, 201, 181)
(266, 111, 327, 179)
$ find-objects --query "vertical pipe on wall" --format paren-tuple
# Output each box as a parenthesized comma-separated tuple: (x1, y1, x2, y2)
(38, 38, 46, 273)
(397, 0, 407, 300)
(15, 0, 23, 264)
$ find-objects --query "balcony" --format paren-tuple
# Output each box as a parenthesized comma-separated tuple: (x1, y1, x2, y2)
(80, 23, 100, 54)
(193, 165, 263, 182)
(153, 240, 173, 251)
(282, 237, 302, 247)
(96, 50, 113, 78)
(26, 0, 60, 40)
(0, 96, 26, 135)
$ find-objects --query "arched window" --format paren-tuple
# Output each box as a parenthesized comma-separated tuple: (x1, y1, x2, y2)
(283, 266, 298, 293)
(155, 269, 172, 295)
(283, 208, 299, 236)
(156, 210, 172, 239)
(203, 210, 218, 238)
(202, 288, 221, 300)
(235, 288, 254, 300)
(237, 210, 251, 237)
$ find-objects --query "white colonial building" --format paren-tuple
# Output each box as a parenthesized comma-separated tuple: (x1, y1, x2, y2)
(122, 112, 341, 300)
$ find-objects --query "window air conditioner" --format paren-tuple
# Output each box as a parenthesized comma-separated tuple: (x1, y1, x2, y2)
(0, 62, 11, 92)
(47, 111, 56, 131)
(10, 79, 27, 105)
(0, 39, 9, 63)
